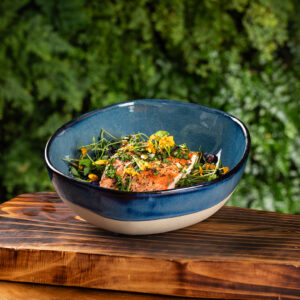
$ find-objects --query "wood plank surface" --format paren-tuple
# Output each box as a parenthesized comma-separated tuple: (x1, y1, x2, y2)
(0, 280, 196, 300)
(0, 192, 300, 299)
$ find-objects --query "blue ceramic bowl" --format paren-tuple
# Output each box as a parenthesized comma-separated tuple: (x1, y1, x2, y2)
(45, 99, 250, 235)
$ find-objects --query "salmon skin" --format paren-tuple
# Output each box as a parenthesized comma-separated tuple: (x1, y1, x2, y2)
(100, 148, 198, 192)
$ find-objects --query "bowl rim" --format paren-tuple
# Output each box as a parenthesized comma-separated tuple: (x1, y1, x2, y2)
(44, 99, 251, 196)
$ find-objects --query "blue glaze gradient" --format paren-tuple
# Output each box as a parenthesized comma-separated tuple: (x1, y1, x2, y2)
(45, 99, 250, 221)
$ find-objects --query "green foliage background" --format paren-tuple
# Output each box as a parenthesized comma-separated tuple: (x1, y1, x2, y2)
(1, 0, 299, 212)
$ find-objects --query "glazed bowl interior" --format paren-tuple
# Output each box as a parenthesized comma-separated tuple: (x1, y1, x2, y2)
(48, 100, 247, 180)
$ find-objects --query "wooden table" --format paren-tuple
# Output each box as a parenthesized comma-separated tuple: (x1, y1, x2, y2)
(0, 192, 300, 299)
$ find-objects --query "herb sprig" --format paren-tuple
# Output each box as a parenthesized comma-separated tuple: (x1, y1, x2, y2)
(63, 129, 229, 190)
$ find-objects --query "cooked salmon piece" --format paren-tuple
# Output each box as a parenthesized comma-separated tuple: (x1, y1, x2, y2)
(130, 154, 198, 192)
(100, 151, 198, 192)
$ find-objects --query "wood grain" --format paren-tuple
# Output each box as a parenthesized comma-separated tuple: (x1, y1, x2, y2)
(0, 192, 300, 299)
(0, 280, 195, 300)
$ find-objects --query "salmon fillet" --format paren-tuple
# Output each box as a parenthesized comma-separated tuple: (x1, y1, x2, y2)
(100, 150, 198, 192)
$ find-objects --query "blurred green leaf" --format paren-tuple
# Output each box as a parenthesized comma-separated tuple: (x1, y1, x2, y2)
(0, 0, 300, 214)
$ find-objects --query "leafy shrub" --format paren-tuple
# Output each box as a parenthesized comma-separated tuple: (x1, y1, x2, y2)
(0, 0, 299, 213)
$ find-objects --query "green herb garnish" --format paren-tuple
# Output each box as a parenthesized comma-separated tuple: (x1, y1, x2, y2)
(63, 129, 229, 189)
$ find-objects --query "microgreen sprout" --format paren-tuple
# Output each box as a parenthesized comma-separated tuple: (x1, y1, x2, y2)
(63, 129, 229, 190)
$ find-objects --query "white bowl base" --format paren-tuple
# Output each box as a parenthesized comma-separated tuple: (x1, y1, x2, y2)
(61, 193, 232, 235)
